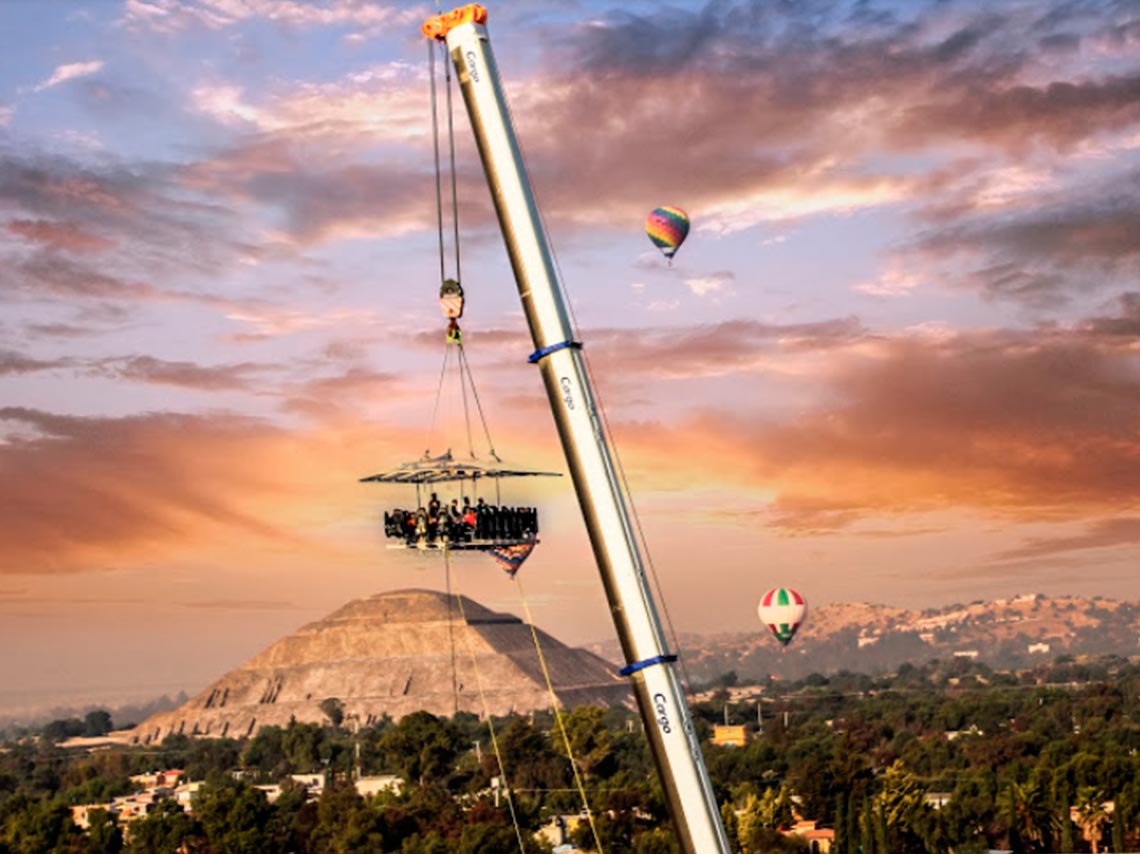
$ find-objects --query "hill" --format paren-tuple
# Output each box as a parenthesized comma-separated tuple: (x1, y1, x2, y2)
(121, 589, 629, 744)
(588, 593, 1140, 682)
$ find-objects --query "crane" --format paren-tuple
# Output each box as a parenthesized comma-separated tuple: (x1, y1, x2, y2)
(421, 6, 733, 853)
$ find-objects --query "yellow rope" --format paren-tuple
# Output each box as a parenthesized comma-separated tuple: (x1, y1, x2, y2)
(444, 548, 528, 854)
(514, 575, 605, 854)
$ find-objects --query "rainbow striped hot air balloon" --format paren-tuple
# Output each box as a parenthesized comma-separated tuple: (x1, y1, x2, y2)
(645, 205, 690, 264)
(758, 587, 808, 647)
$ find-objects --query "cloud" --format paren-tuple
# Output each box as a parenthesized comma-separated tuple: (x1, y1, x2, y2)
(190, 63, 425, 146)
(90, 355, 268, 391)
(143, 0, 1139, 253)
(282, 367, 404, 419)
(1081, 292, 1140, 338)
(0, 151, 268, 314)
(5, 252, 159, 301)
(0, 408, 291, 572)
(994, 517, 1140, 561)
(33, 61, 104, 93)
(893, 72, 1140, 152)
(0, 105, 12, 126)
(604, 312, 1140, 532)
(491, 0, 1140, 236)
(122, 0, 417, 34)
(7, 219, 114, 253)
(907, 168, 1140, 306)
(0, 406, 437, 575)
(684, 271, 734, 297)
(0, 351, 71, 376)
(412, 317, 868, 382)
(855, 265, 922, 298)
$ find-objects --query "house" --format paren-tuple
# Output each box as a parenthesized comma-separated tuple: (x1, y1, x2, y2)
(289, 773, 325, 797)
(712, 725, 748, 748)
(946, 724, 984, 740)
(70, 804, 117, 830)
(355, 775, 403, 798)
(129, 769, 184, 789)
(925, 792, 953, 809)
(782, 819, 834, 853)
(1027, 642, 1050, 654)
(536, 814, 586, 850)
(173, 781, 204, 812)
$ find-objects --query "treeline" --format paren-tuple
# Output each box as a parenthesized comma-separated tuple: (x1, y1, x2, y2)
(3, 656, 1140, 852)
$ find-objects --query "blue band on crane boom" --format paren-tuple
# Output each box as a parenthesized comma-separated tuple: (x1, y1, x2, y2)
(619, 653, 678, 677)
(527, 340, 582, 364)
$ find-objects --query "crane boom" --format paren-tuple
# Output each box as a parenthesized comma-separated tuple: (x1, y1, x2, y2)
(422, 7, 732, 853)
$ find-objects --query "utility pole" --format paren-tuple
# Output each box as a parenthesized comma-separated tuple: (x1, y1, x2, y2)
(421, 6, 731, 853)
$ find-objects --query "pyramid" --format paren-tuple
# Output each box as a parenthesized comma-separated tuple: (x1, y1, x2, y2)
(125, 589, 629, 743)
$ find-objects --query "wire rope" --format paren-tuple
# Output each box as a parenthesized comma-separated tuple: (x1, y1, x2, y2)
(458, 338, 475, 458)
(514, 575, 606, 854)
(425, 344, 451, 456)
(458, 344, 501, 461)
(445, 41, 462, 285)
(428, 40, 446, 285)
(445, 549, 528, 854)
(443, 549, 460, 717)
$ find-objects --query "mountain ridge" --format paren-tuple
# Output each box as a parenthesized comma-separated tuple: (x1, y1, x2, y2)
(587, 593, 1140, 682)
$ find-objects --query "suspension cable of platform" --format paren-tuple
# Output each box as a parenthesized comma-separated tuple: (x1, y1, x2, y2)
(457, 340, 475, 459)
(444, 548, 528, 854)
(514, 575, 606, 854)
(457, 343, 500, 461)
(425, 343, 451, 456)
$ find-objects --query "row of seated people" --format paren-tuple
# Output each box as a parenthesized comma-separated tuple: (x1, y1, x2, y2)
(384, 497, 539, 545)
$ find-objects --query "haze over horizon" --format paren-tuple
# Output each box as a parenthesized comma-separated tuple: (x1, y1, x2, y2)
(2, 0, 1139, 716)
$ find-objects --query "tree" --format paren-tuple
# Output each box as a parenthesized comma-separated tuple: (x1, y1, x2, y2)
(1008, 780, 1052, 852)
(553, 707, 617, 779)
(0, 797, 79, 854)
(86, 808, 123, 854)
(376, 712, 465, 787)
(834, 796, 847, 854)
(1074, 787, 1109, 854)
(738, 785, 795, 849)
(319, 698, 345, 729)
(125, 799, 202, 854)
(194, 778, 276, 854)
(83, 711, 113, 738)
(720, 801, 739, 851)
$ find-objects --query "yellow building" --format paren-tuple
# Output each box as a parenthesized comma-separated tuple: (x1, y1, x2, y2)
(712, 725, 748, 748)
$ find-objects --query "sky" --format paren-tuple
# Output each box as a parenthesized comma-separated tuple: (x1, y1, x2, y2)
(1, 0, 1139, 717)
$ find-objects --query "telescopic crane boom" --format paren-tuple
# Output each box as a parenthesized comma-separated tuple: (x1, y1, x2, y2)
(421, 7, 732, 853)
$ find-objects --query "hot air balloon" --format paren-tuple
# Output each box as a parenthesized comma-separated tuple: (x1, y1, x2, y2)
(645, 206, 690, 264)
(487, 537, 537, 578)
(758, 587, 807, 647)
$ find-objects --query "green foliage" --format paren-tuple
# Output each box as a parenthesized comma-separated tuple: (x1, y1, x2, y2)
(5, 658, 1140, 852)
(86, 808, 123, 854)
(193, 778, 277, 854)
(0, 796, 80, 854)
(319, 698, 345, 729)
(124, 799, 202, 854)
(376, 712, 465, 788)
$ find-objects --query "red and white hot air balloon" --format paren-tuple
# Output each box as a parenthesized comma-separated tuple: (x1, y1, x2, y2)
(757, 587, 808, 647)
